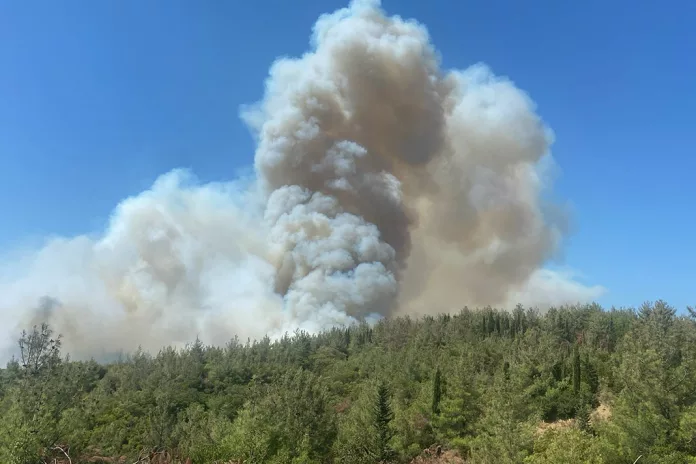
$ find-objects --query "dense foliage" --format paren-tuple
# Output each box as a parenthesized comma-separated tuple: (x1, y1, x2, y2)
(2, 301, 696, 463)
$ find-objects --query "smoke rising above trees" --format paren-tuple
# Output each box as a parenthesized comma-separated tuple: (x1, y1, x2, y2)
(0, 0, 603, 361)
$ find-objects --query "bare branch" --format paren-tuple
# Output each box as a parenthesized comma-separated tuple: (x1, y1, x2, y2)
(52, 445, 72, 464)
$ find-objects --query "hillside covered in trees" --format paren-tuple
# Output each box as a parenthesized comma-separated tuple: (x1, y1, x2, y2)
(2, 302, 696, 463)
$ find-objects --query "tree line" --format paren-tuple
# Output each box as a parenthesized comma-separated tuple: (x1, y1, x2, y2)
(2, 301, 696, 463)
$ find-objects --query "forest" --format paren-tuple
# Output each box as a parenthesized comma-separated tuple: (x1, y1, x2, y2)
(2, 301, 696, 463)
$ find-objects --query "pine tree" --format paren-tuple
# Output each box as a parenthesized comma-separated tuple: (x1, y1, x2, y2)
(432, 368, 442, 415)
(607, 315, 616, 352)
(487, 312, 496, 335)
(572, 344, 581, 394)
(583, 354, 599, 397)
(374, 382, 395, 463)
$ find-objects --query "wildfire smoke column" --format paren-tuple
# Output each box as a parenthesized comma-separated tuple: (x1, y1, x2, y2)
(0, 0, 603, 362)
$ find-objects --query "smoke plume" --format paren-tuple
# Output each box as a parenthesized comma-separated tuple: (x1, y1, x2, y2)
(0, 0, 604, 361)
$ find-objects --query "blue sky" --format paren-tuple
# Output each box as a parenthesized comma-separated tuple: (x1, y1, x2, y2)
(0, 0, 694, 310)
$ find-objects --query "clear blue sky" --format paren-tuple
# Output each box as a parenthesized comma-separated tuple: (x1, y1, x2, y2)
(1, 0, 694, 310)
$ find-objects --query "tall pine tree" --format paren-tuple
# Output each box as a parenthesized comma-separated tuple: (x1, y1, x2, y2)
(572, 344, 581, 394)
(432, 367, 442, 415)
(374, 382, 395, 463)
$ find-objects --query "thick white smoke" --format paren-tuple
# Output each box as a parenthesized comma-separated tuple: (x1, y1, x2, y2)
(0, 0, 604, 361)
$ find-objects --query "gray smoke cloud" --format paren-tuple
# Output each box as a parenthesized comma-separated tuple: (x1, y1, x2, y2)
(0, 0, 604, 362)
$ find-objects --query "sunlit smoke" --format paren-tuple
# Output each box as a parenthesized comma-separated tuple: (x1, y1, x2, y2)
(0, 0, 604, 362)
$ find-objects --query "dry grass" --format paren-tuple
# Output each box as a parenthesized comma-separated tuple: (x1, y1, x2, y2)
(534, 417, 576, 435)
(410, 445, 466, 464)
(534, 402, 613, 438)
(590, 403, 612, 425)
